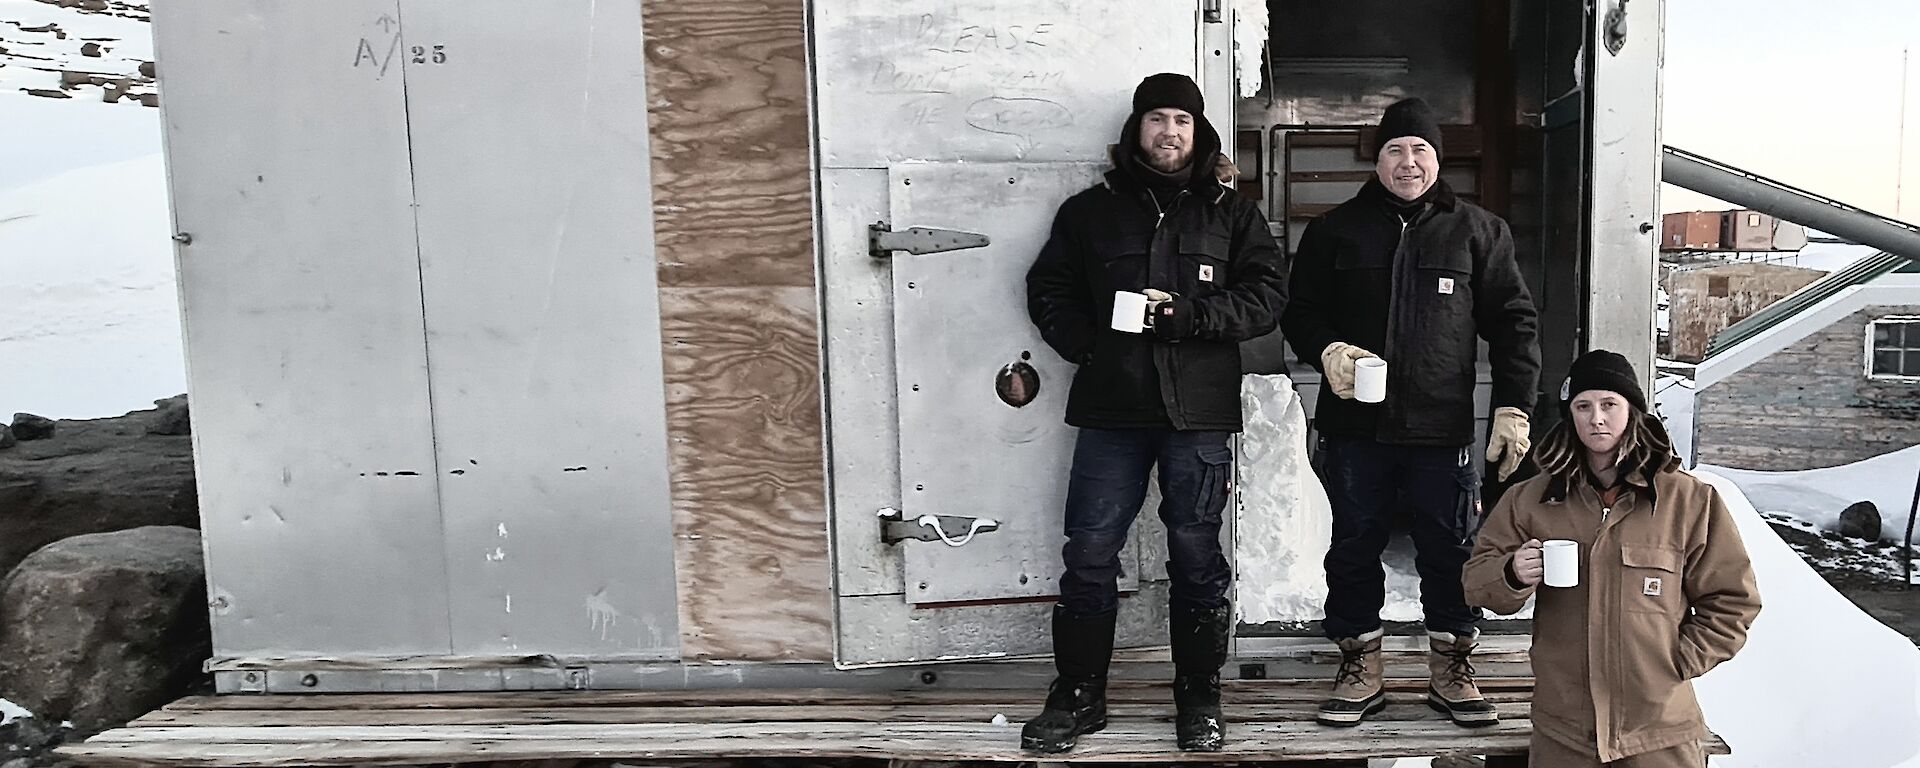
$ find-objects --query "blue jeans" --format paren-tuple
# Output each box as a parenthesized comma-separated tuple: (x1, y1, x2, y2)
(1057, 428, 1234, 616)
(1316, 435, 1483, 638)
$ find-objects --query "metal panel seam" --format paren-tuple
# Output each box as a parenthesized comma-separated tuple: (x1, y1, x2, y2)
(394, 0, 457, 655)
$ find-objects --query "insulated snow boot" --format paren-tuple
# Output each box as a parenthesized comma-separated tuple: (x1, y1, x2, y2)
(1316, 628, 1386, 726)
(1021, 607, 1117, 753)
(1426, 629, 1498, 727)
(1170, 604, 1232, 751)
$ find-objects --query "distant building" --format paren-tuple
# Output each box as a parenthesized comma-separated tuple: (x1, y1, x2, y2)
(1663, 262, 1824, 363)
(1693, 253, 1920, 470)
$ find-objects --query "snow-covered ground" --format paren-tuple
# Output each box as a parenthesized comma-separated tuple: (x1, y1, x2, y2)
(1791, 240, 1884, 273)
(0, 154, 183, 419)
(1, 0, 180, 420)
(1691, 470, 1920, 768)
(1708, 445, 1920, 546)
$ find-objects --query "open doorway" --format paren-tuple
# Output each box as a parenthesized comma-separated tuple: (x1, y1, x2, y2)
(1232, 0, 1599, 636)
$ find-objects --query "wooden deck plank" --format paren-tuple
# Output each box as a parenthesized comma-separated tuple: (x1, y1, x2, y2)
(156, 678, 1536, 711)
(66, 685, 1731, 767)
(128, 696, 1534, 727)
(64, 720, 1539, 767)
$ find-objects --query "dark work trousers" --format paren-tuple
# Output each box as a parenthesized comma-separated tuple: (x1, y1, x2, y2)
(1316, 435, 1483, 638)
(1056, 427, 1234, 617)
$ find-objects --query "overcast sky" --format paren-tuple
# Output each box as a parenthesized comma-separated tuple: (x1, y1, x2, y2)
(1662, 0, 1920, 218)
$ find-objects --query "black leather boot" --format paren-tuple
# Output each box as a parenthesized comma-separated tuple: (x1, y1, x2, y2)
(1021, 606, 1117, 753)
(1170, 604, 1231, 751)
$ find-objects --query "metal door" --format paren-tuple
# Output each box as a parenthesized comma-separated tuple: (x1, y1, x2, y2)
(815, 0, 1218, 665)
(889, 162, 1144, 605)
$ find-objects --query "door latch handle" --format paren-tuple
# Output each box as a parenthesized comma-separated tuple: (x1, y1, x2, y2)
(878, 507, 1000, 546)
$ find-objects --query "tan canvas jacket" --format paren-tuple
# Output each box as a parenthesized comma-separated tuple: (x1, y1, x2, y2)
(1464, 468, 1761, 761)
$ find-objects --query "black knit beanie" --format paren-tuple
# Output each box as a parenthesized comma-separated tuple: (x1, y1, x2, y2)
(1132, 73, 1205, 118)
(1119, 72, 1219, 183)
(1560, 349, 1647, 413)
(1373, 97, 1444, 157)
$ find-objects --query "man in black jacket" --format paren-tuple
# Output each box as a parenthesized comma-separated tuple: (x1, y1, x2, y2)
(1021, 73, 1286, 754)
(1282, 97, 1540, 729)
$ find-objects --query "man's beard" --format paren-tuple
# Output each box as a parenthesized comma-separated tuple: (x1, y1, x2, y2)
(1144, 147, 1192, 173)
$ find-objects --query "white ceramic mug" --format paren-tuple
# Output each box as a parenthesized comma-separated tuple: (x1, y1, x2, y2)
(1353, 356, 1387, 403)
(1542, 539, 1579, 588)
(1110, 290, 1152, 333)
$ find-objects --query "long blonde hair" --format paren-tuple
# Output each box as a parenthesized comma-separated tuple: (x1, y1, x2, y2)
(1531, 405, 1680, 489)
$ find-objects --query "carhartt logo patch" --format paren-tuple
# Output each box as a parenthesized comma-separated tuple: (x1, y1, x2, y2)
(1643, 577, 1663, 596)
(1198, 264, 1215, 282)
(1437, 277, 1455, 294)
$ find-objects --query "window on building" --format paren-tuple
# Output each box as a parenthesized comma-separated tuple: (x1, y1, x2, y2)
(1707, 275, 1730, 298)
(1868, 317, 1920, 378)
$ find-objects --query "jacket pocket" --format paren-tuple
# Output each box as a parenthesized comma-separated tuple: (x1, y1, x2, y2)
(1413, 243, 1474, 325)
(1621, 544, 1685, 616)
(1452, 448, 1483, 543)
(1178, 231, 1231, 298)
(1093, 237, 1150, 292)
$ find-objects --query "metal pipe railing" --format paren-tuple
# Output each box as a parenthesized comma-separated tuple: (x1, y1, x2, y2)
(1661, 146, 1920, 260)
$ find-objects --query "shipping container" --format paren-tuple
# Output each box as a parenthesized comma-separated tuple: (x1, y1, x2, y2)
(1724, 209, 1776, 251)
(1662, 210, 1724, 250)
(143, 0, 1662, 694)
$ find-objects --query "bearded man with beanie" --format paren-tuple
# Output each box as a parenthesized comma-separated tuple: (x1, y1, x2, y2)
(1280, 97, 1541, 728)
(1022, 72, 1286, 753)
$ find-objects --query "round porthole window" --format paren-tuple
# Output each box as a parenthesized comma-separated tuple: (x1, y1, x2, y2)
(996, 360, 1040, 408)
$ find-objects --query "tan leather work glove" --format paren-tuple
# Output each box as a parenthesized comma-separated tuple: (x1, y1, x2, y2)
(1486, 406, 1531, 481)
(1318, 342, 1376, 400)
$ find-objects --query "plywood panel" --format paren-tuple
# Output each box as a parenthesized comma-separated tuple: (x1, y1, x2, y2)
(643, 0, 830, 662)
(659, 288, 829, 660)
(642, 0, 813, 288)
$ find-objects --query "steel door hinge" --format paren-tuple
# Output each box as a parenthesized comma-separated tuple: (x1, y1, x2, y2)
(1202, 0, 1223, 23)
(869, 222, 990, 259)
(878, 507, 999, 547)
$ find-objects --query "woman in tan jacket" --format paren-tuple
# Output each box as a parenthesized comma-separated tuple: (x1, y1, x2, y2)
(1463, 350, 1761, 767)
